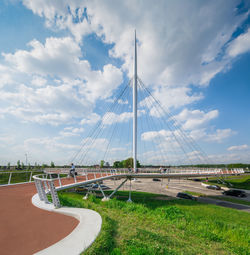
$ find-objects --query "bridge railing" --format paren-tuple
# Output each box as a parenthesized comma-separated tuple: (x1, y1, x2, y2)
(33, 169, 119, 207)
(0, 170, 44, 186)
(43, 167, 244, 175)
(32, 167, 245, 208)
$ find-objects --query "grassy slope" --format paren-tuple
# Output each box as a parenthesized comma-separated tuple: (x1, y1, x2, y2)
(59, 191, 250, 255)
(205, 175, 250, 190)
(184, 190, 250, 206)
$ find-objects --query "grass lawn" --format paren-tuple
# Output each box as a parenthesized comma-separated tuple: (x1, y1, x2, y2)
(208, 196, 250, 206)
(0, 171, 43, 185)
(183, 190, 206, 197)
(184, 190, 250, 206)
(59, 190, 250, 255)
(204, 175, 250, 190)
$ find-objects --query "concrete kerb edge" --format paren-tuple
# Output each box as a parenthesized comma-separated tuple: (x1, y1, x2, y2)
(32, 194, 102, 255)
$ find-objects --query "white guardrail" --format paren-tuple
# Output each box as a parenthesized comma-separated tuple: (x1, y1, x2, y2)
(0, 170, 44, 186)
(31, 168, 245, 208)
(0, 168, 245, 187)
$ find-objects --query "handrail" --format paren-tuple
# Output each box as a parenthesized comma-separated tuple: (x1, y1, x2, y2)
(0, 170, 44, 186)
(32, 168, 245, 208)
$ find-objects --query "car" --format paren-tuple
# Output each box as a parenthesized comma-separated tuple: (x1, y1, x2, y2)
(176, 192, 197, 200)
(192, 178, 202, 182)
(152, 178, 161, 182)
(222, 189, 247, 197)
(206, 185, 221, 190)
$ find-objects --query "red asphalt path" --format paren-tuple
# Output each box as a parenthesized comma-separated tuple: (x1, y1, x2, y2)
(0, 174, 103, 255)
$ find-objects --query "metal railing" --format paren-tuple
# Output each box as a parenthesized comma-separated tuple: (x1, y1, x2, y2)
(32, 167, 245, 208)
(0, 170, 44, 186)
(33, 169, 119, 207)
(0, 167, 244, 187)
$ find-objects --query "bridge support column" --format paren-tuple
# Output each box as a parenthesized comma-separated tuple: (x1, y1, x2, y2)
(48, 181, 60, 208)
(34, 179, 49, 203)
(98, 182, 107, 201)
(108, 178, 128, 200)
(34, 179, 44, 201)
(127, 179, 132, 203)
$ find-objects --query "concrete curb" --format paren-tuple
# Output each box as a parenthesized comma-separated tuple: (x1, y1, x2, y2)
(32, 194, 102, 255)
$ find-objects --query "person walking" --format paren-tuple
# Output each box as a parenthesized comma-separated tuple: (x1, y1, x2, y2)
(70, 163, 76, 177)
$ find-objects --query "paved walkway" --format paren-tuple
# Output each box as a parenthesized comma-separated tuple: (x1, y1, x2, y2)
(0, 174, 101, 255)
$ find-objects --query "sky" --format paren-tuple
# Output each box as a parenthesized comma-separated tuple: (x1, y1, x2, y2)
(0, 0, 250, 166)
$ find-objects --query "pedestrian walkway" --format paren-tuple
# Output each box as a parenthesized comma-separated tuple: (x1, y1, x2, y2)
(0, 174, 100, 255)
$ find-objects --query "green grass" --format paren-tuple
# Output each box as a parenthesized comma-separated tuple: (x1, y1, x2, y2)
(0, 171, 43, 185)
(184, 190, 250, 206)
(203, 175, 250, 190)
(59, 190, 250, 255)
(183, 190, 206, 197)
(208, 196, 250, 206)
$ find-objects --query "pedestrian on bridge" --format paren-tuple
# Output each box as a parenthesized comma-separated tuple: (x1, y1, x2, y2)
(70, 163, 76, 178)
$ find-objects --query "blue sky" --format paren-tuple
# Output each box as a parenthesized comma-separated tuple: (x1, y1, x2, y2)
(0, 0, 250, 166)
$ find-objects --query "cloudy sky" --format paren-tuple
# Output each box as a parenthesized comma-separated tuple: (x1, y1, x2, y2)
(0, 0, 250, 166)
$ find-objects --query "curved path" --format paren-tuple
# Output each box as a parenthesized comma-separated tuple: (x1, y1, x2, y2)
(0, 175, 99, 255)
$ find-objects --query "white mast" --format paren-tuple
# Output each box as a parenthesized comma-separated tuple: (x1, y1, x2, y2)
(133, 30, 138, 173)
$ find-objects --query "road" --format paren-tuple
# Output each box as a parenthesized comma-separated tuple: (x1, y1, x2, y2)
(103, 178, 250, 212)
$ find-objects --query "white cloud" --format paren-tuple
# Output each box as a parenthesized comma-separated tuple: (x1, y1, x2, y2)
(190, 128, 236, 143)
(0, 135, 15, 144)
(3, 36, 123, 101)
(3, 37, 84, 78)
(1, 83, 93, 125)
(118, 99, 128, 105)
(140, 86, 203, 113)
(102, 111, 133, 125)
(208, 151, 250, 164)
(102, 110, 145, 125)
(31, 76, 47, 87)
(0, 36, 123, 125)
(227, 144, 249, 151)
(23, 1, 249, 90)
(24, 137, 79, 151)
(174, 108, 219, 130)
(205, 128, 236, 143)
(0, 73, 13, 88)
(227, 28, 250, 57)
(59, 126, 84, 137)
(141, 129, 171, 142)
(82, 64, 123, 102)
(80, 113, 101, 125)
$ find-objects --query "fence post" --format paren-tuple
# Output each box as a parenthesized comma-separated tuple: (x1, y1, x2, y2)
(58, 174, 62, 187)
(8, 172, 12, 185)
(29, 172, 33, 182)
(34, 179, 44, 201)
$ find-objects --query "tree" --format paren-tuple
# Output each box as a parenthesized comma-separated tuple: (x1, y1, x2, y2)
(7, 162, 10, 169)
(123, 157, 133, 168)
(122, 157, 141, 168)
(113, 161, 121, 168)
(21, 162, 25, 170)
(100, 160, 105, 168)
(42, 163, 48, 169)
(50, 161, 55, 168)
(17, 160, 21, 169)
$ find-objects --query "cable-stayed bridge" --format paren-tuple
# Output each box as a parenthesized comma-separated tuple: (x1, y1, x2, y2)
(32, 31, 244, 206)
